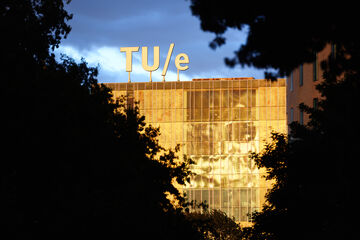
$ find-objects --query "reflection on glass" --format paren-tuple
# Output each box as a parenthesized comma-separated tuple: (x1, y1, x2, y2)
(106, 78, 286, 222)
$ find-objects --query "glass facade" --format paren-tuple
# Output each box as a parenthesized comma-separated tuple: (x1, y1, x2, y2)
(105, 78, 286, 223)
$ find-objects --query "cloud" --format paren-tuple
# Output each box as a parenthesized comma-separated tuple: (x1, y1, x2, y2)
(57, 0, 266, 82)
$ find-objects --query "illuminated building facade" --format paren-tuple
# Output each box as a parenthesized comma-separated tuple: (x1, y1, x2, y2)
(287, 44, 334, 126)
(105, 77, 286, 222)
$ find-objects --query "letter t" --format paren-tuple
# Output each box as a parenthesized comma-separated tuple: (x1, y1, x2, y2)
(120, 47, 139, 72)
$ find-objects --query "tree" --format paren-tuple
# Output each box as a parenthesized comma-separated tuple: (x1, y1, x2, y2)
(1, 55, 201, 238)
(1, 1, 202, 239)
(186, 209, 243, 240)
(189, 0, 360, 78)
(1, 0, 72, 63)
(110, 96, 200, 240)
(1, 0, 73, 159)
(241, 62, 359, 240)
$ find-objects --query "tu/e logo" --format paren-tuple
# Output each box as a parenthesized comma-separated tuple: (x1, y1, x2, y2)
(120, 43, 189, 82)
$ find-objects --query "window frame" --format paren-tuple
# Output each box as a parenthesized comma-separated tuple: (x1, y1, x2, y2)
(299, 64, 303, 86)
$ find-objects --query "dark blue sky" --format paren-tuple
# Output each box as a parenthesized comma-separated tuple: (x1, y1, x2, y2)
(55, 0, 266, 83)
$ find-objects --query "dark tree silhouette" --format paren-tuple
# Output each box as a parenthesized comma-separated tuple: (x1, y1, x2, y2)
(1, 1, 202, 239)
(189, 0, 360, 78)
(186, 209, 243, 240)
(241, 59, 359, 240)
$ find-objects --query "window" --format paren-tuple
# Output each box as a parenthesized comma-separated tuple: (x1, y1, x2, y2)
(331, 43, 336, 59)
(299, 64, 303, 86)
(290, 108, 294, 123)
(313, 53, 318, 81)
(299, 110, 304, 125)
(290, 72, 294, 91)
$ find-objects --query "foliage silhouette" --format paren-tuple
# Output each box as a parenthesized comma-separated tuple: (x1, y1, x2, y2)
(189, 0, 360, 79)
(1, 1, 203, 239)
(242, 59, 358, 240)
(186, 209, 243, 240)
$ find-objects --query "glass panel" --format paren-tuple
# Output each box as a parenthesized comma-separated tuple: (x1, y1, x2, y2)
(213, 91, 220, 107)
(202, 190, 209, 206)
(247, 188, 252, 208)
(202, 91, 210, 108)
(194, 109, 201, 121)
(251, 188, 259, 208)
(144, 91, 152, 109)
(233, 189, 240, 207)
(222, 108, 229, 121)
(194, 175, 203, 188)
(259, 107, 267, 120)
(250, 107, 257, 120)
(196, 142, 203, 155)
(186, 91, 192, 109)
(221, 90, 229, 108)
(228, 188, 233, 211)
(270, 107, 279, 120)
(201, 157, 210, 172)
(200, 142, 208, 155)
(214, 142, 222, 155)
(240, 189, 248, 207)
(232, 156, 241, 173)
(214, 175, 221, 187)
(157, 90, 164, 109)
(202, 176, 209, 188)
(163, 109, 171, 122)
(240, 108, 249, 120)
(195, 190, 202, 204)
(175, 90, 183, 108)
(233, 208, 240, 222)
(223, 124, 230, 141)
(195, 91, 202, 108)
(202, 108, 209, 121)
(279, 107, 286, 120)
(208, 123, 214, 142)
(242, 174, 250, 187)
(240, 207, 249, 222)
(201, 124, 209, 141)
(222, 189, 228, 208)
(240, 90, 248, 107)
(214, 190, 220, 209)
(270, 87, 279, 106)
(186, 109, 194, 121)
(249, 89, 256, 107)
(233, 109, 241, 122)
(210, 109, 221, 121)
(279, 88, 286, 106)
(175, 109, 183, 122)
(156, 109, 164, 122)
(144, 110, 152, 123)
(232, 89, 240, 107)
(221, 175, 229, 187)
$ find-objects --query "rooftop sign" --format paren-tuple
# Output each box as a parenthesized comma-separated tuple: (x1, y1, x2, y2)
(120, 43, 189, 82)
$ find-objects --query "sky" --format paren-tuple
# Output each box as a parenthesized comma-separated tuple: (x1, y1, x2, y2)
(54, 0, 266, 83)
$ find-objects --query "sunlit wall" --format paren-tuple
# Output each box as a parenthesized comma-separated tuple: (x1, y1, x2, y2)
(105, 78, 286, 223)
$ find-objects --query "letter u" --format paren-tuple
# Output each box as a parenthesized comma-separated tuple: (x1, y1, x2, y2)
(142, 46, 160, 72)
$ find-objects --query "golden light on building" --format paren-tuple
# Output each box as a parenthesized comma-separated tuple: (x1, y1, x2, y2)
(105, 77, 286, 223)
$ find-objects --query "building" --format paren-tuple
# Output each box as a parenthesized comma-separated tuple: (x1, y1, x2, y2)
(105, 77, 286, 223)
(287, 44, 335, 126)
